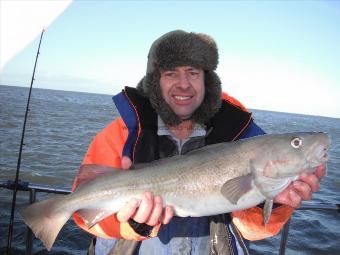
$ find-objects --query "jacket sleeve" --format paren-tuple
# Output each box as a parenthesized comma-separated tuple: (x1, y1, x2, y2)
(72, 118, 160, 240)
(231, 120, 294, 240)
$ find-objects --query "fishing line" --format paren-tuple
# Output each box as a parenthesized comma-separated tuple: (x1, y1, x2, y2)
(6, 29, 44, 255)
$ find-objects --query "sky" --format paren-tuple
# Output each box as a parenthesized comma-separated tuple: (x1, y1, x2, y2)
(0, 0, 339, 118)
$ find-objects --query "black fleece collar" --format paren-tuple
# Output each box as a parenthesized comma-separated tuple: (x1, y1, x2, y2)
(123, 86, 252, 162)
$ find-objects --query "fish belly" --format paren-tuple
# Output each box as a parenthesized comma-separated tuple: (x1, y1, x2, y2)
(162, 188, 266, 217)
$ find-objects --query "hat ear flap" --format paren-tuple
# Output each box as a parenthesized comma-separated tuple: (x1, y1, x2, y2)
(190, 71, 222, 125)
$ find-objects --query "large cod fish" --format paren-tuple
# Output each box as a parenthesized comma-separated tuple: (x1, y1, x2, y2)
(20, 132, 330, 251)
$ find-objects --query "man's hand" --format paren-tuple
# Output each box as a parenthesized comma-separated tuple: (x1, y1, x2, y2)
(116, 192, 174, 226)
(117, 156, 174, 226)
(121, 156, 133, 170)
(274, 165, 326, 208)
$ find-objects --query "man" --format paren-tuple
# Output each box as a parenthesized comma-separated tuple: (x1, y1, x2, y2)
(72, 30, 325, 255)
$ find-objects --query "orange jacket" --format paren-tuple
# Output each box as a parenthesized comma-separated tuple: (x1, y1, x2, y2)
(72, 90, 293, 241)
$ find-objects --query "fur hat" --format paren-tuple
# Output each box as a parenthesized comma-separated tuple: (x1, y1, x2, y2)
(137, 30, 222, 125)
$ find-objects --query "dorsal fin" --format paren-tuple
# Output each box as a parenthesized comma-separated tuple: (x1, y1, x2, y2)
(75, 164, 120, 189)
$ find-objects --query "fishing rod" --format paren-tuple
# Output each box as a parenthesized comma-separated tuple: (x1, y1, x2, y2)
(6, 29, 45, 255)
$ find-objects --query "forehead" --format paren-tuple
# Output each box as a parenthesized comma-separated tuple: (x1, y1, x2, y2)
(161, 66, 202, 72)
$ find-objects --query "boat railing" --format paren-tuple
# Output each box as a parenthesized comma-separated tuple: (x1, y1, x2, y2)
(1, 180, 339, 255)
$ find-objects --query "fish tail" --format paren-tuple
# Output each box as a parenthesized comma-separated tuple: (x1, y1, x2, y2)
(19, 195, 71, 251)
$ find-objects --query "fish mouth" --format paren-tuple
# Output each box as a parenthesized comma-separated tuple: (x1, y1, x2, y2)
(307, 135, 330, 166)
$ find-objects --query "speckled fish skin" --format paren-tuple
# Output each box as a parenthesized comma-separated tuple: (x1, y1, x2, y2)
(20, 132, 330, 251)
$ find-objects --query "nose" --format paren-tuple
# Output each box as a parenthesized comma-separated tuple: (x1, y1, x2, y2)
(176, 72, 191, 90)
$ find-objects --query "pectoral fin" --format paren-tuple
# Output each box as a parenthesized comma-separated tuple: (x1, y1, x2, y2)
(221, 174, 253, 204)
(263, 199, 273, 225)
(77, 209, 115, 228)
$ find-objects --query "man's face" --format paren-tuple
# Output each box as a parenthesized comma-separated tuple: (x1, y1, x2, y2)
(160, 66, 205, 121)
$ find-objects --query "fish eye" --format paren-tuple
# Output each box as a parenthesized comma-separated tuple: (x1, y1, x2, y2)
(291, 137, 302, 148)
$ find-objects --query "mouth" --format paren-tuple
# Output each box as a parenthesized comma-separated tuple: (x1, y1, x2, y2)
(308, 144, 329, 166)
(319, 149, 329, 163)
(172, 95, 194, 105)
(321, 148, 329, 162)
(173, 95, 193, 100)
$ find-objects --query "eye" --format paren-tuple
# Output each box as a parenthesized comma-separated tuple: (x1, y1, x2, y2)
(186, 70, 200, 80)
(163, 71, 177, 80)
(291, 137, 302, 148)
